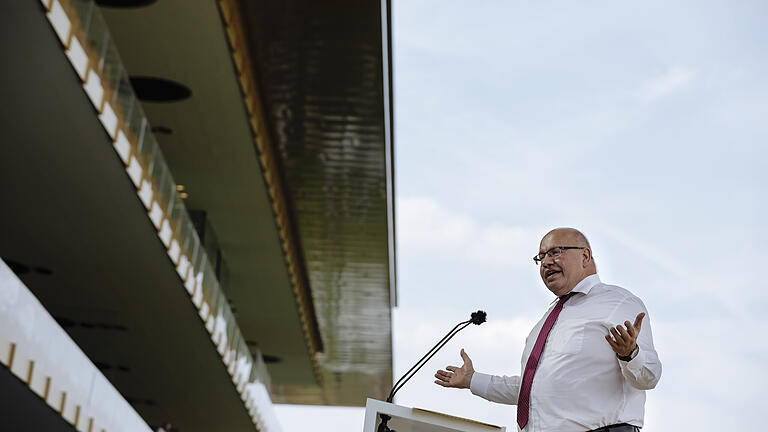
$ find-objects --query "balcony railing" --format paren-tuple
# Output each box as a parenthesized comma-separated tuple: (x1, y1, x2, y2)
(0, 259, 153, 432)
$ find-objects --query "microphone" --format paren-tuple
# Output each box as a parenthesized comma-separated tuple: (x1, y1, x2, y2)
(377, 311, 487, 431)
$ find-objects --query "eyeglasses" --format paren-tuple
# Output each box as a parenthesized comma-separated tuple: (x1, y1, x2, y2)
(533, 246, 585, 265)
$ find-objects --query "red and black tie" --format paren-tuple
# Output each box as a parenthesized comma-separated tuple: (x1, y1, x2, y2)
(517, 292, 574, 430)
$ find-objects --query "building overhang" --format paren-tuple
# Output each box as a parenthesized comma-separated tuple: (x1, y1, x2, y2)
(97, 0, 396, 406)
(232, 0, 397, 405)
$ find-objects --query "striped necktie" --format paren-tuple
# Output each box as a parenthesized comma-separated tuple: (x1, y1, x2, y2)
(517, 292, 575, 430)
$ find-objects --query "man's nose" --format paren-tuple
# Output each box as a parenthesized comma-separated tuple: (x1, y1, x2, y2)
(541, 254, 556, 266)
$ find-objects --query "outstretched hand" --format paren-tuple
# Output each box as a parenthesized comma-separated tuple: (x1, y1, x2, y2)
(605, 312, 645, 357)
(434, 349, 475, 389)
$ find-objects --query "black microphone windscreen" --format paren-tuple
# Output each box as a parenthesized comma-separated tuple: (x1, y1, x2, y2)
(470, 310, 487, 325)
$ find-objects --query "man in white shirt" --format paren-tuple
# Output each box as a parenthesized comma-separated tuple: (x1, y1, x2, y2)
(434, 228, 661, 432)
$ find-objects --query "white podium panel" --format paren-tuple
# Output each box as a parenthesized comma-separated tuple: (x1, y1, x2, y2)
(363, 398, 506, 432)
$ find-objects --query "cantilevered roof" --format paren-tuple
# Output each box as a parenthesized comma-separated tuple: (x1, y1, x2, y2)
(98, 0, 320, 390)
(97, 0, 396, 406)
(236, 0, 397, 405)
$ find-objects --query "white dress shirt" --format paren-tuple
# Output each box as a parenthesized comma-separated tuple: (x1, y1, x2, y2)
(470, 274, 661, 431)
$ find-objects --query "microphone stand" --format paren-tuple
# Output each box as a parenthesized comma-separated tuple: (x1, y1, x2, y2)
(377, 311, 486, 432)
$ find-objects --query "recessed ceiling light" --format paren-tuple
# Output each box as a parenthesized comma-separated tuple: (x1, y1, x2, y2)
(129, 76, 192, 103)
(176, 185, 185, 191)
(96, 0, 157, 7)
(35, 266, 53, 275)
(53, 316, 76, 328)
(261, 354, 282, 364)
(4, 259, 30, 275)
(94, 361, 112, 371)
(151, 125, 173, 135)
(180, 192, 189, 199)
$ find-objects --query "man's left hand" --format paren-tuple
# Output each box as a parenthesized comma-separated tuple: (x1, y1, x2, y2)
(605, 312, 645, 357)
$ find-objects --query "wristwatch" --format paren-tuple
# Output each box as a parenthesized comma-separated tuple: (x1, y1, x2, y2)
(617, 345, 639, 362)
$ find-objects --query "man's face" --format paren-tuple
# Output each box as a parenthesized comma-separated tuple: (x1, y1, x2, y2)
(538, 231, 587, 296)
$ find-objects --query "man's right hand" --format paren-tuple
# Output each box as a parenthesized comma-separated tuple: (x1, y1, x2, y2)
(434, 349, 475, 389)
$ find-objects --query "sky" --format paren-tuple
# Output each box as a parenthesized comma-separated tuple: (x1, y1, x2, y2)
(276, 0, 768, 430)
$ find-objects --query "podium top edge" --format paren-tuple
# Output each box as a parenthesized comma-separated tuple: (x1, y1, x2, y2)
(412, 407, 504, 430)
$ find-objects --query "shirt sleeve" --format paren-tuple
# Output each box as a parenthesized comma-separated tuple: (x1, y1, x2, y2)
(469, 372, 521, 405)
(609, 295, 662, 390)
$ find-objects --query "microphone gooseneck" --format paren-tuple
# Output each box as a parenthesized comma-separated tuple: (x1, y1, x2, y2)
(377, 311, 486, 431)
(385, 310, 487, 403)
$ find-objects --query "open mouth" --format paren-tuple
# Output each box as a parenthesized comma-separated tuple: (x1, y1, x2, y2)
(544, 269, 561, 280)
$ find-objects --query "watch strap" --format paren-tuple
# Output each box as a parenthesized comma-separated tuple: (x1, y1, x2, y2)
(617, 345, 639, 362)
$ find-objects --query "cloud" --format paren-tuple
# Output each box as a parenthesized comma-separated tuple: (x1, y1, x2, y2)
(640, 67, 694, 101)
(397, 196, 545, 268)
(590, 224, 749, 317)
(643, 317, 768, 430)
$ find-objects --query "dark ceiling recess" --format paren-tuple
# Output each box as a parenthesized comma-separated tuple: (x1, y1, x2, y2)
(96, 0, 158, 8)
(2, 259, 54, 276)
(94, 361, 112, 371)
(151, 125, 173, 135)
(3, 259, 30, 275)
(125, 397, 156, 406)
(35, 266, 53, 275)
(261, 355, 281, 364)
(129, 76, 192, 102)
(53, 316, 76, 328)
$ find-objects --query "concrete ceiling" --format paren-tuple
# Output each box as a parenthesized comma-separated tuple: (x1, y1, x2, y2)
(18, 0, 403, 409)
(0, 367, 77, 432)
(97, 0, 316, 386)
(94, 0, 397, 406)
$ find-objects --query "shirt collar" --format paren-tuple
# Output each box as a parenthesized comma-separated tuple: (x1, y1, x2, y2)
(567, 273, 601, 296)
(548, 273, 601, 306)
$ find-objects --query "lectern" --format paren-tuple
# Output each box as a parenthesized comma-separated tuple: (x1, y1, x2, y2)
(363, 399, 506, 432)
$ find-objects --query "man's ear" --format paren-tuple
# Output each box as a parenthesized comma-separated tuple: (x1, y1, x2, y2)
(582, 248, 592, 267)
